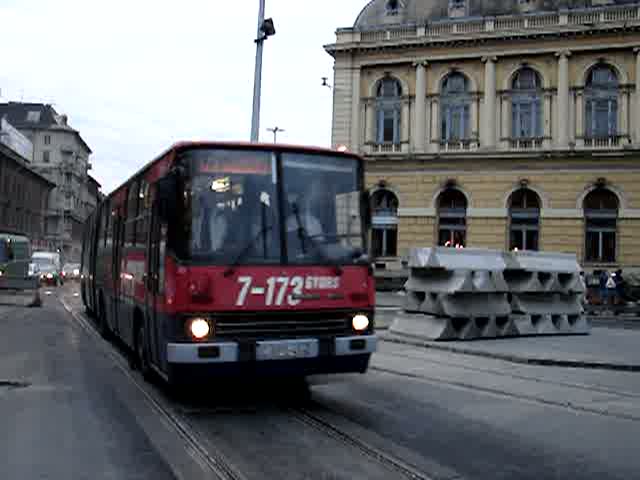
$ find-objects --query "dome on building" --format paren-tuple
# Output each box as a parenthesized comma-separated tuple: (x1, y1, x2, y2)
(354, 1, 638, 29)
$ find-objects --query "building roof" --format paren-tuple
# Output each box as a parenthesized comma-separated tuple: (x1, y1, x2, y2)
(354, 0, 639, 28)
(0, 102, 93, 154)
(88, 175, 101, 189)
(0, 142, 56, 188)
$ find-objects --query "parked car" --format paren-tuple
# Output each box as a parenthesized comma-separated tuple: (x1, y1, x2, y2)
(37, 262, 63, 287)
(62, 263, 81, 281)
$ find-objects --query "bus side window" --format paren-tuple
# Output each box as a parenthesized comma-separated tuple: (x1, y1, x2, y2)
(126, 181, 139, 248)
(158, 224, 166, 293)
(102, 199, 110, 248)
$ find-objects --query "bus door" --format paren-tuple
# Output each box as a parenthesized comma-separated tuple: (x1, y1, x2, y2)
(111, 209, 125, 336)
(145, 205, 164, 370)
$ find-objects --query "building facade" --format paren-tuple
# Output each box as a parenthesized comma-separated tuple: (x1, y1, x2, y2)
(326, 0, 640, 272)
(0, 141, 54, 246)
(0, 103, 97, 261)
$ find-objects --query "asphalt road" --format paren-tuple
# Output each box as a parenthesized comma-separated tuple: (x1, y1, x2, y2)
(1, 285, 639, 480)
(0, 289, 176, 480)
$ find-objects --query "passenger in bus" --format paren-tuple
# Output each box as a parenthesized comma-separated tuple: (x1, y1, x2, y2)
(225, 175, 278, 258)
(191, 198, 228, 255)
(286, 178, 325, 255)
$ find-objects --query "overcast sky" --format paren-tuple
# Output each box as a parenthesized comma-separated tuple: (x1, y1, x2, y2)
(0, 0, 366, 193)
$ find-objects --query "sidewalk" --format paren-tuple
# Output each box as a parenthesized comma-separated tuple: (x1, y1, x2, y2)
(383, 327, 640, 371)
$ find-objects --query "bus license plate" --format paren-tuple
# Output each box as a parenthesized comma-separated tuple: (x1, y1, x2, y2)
(255, 339, 319, 361)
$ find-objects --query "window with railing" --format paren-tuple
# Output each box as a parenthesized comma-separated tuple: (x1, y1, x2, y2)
(585, 65, 618, 140)
(375, 77, 402, 145)
(509, 188, 540, 251)
(511, 68, 543, 140)
(371, 189, 398, 258)
(437, 188, 467, 247)
(584, 188, 618, 263)
(441, 72, 471, 145)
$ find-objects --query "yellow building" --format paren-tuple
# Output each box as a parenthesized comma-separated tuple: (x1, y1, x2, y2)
(325, 0, 640, 273)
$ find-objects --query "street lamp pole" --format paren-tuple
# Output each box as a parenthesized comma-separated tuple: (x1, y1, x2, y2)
(250, 0, 266, 142)
(267, 126, 284, 143)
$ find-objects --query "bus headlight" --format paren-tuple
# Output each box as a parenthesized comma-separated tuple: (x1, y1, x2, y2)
(352, 314, 370, 332)
(187, 318, 211, 341)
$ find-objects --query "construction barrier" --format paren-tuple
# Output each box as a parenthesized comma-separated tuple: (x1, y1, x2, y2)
(390, 247, 589, 340)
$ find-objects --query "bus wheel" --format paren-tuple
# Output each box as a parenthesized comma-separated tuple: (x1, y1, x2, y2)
(135, 322, 152, 381)
(97, 297, 111, 341)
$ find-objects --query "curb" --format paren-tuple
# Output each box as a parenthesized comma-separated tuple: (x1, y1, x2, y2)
(380, 332, 640, 372)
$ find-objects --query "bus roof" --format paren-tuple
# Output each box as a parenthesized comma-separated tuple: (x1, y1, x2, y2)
(0, 229, 29, 239)
(106, 141, 362, 199)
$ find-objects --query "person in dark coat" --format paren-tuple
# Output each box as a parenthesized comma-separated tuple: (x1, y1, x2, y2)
(614, 269, 627, 303)
(599, 270, 610, 305)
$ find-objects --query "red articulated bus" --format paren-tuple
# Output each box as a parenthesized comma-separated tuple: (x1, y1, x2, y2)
(81, 142, 376, 386)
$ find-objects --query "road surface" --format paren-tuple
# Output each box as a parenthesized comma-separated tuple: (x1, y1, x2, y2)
(1, 284, 638, 480)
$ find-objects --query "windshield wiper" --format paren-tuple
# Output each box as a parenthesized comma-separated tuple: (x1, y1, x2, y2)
(291, 203, 343, 276)
(223, 224, 273, 277)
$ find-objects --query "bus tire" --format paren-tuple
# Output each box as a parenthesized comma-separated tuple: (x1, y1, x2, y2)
(134, 318, 152, 381)
(97, 294, 111, 341)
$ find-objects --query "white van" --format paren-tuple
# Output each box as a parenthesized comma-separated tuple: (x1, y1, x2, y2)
(32, 251, 62, 272)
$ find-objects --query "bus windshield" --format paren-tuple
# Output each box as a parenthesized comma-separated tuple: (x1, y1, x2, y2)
(179, 148, 364, 265)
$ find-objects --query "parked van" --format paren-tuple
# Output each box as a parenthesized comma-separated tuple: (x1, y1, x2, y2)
(32, 251, 62, 273)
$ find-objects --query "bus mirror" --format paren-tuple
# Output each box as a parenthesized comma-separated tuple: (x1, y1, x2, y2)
(156, 173, 178, 221)
(360, 190, 371, 229)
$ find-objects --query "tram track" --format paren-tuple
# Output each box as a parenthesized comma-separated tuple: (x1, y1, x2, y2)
(60, 296, 247, 480)
(370, 365, 640, 422)
(287, 405, 436, 480)
(376, 348, 640, 400)
(59, 293, 438, 480)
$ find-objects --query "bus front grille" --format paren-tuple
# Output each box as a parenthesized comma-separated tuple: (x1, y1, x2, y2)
(214, 312, 353, 340)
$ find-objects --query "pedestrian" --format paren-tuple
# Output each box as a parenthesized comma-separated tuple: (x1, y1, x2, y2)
(599, 270, 609, 305)
(614, 269, 626, 304)
(606, 271, 617, 305)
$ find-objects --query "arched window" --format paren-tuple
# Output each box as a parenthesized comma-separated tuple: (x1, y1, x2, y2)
(584, 188, 618, 263)
(437, 188, 467, 247)
(509, 188, 540, 251)
(371, 189, 398, 257)
(376, 78, 402, 144)
(441, 73, 471, 142)
(511, 68, 543, 139)
(585, 65, 618, 139)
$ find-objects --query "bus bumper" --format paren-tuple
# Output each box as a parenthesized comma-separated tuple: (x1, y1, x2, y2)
(166, 335, 377, 380)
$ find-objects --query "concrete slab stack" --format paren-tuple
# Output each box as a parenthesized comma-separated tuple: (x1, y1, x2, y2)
(390, 247, 590, 341)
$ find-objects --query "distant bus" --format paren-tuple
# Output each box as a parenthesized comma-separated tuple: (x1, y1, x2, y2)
(82, 142, 376, 386)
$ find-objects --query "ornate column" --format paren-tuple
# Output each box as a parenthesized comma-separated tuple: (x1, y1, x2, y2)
(544, 92, 553, 149)
(413, 60, 428, 152)
(401, 98, 410, 152)
(575, 90, 584, 147)
(471, 93, 479, 147)
(482, 56, 497, 148)
(556, 50, 571, 148)
(635, 47, 640, 143)
(620, 88, 629, 141)
(350, 66, 361, 152)
(500, 93, 510, 149)
(364, 100, 376, 143)
(430, 98, 440, 152)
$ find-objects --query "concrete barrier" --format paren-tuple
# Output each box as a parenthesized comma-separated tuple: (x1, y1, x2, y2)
(392, 247, 590, 340)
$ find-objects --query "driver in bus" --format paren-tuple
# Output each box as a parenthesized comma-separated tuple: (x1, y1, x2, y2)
(285, 178, 325, 253)
(191, 189, 229, 255)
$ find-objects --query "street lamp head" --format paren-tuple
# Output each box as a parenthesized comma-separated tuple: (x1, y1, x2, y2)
(261, 18, 276, 37)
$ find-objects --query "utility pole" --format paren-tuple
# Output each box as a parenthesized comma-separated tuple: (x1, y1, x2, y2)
(267, 126, 284, 143)
(250, 0, 276, 142)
